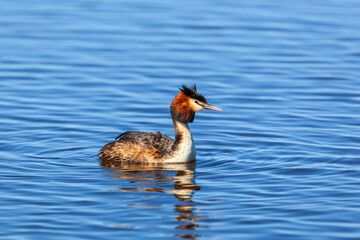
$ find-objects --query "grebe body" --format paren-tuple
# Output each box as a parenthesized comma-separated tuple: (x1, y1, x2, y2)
(99, 85, 222, 164)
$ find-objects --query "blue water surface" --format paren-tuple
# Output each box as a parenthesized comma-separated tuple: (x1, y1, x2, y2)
(1, 0, 360, 239)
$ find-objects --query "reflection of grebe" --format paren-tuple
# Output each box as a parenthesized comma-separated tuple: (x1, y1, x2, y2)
(101, 160, 202, 238)
(100, 159, 200, 202)
(99, 85, 222, 163)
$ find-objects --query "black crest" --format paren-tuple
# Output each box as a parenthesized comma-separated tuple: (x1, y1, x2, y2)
(180, 84, 207, 103)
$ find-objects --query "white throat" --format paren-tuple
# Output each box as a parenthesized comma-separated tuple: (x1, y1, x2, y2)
(165, 121, 196, 163)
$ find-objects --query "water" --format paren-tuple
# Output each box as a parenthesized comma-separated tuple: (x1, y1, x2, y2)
(1, 0, 360, 239)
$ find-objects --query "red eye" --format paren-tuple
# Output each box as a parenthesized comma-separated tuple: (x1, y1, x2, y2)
(195, 101, 199, 104)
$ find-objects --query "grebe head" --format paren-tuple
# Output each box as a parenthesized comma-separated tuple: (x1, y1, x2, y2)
(170, 84, 222, 123)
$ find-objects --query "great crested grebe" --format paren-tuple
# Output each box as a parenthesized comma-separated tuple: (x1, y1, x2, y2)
(99, 84, 222, 164)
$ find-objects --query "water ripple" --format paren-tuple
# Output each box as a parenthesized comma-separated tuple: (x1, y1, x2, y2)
(1, 0, 360, 239)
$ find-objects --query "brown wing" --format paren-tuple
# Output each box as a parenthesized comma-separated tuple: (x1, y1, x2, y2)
(99, 131, 174, 163)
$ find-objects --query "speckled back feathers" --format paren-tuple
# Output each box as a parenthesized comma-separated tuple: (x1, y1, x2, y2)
(99, 131, 175, 163)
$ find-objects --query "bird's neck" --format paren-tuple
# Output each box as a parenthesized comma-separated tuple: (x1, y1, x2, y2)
(170, 120, 196, 162)
(173, 120, 192, 144)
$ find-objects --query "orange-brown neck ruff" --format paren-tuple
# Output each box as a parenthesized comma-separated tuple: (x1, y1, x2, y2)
(170, 92, 195, 123)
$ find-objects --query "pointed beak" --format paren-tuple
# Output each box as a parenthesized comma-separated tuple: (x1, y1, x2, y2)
(203, 103, 223, 111)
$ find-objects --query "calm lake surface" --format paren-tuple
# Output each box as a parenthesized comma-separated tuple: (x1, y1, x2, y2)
(1, 0, 360, 239)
